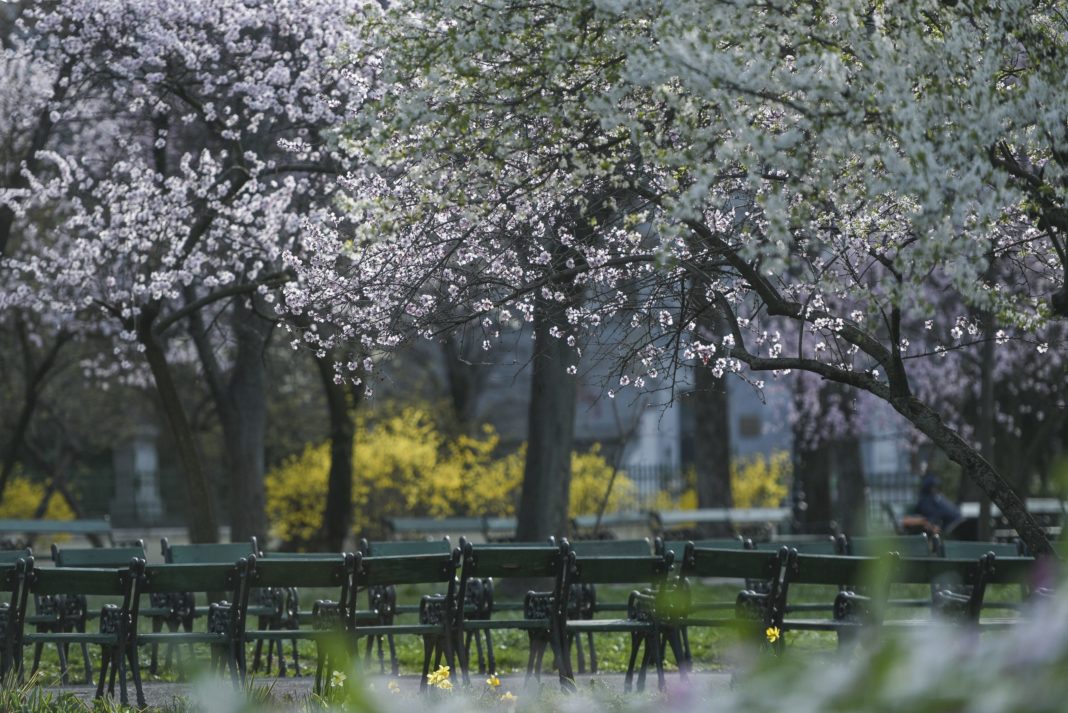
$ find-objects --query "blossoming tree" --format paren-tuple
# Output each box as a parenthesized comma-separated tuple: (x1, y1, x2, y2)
(1, 0, 368, 542)
(300, 0, 1065, 552)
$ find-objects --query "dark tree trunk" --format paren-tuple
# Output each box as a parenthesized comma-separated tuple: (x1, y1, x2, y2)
(223, 301, 271, 543)
(316, 353, 357, 551)
(0, 327, 68, 500)
(139, 322, 219, 544)
(794, 442, 834, 534)
(188, 299, 271, 543)
(441, 333, 484, 436)
(516, 291, 578, 543)
(891, 394, 1051, 555)
(833, 436, 867, 537)
(693, 356, 733, 537)
(974, 325, 996, 541)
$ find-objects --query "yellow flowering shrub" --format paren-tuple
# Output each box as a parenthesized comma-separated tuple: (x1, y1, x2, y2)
(732, 451, 791, 508)
(0, 475, 75, 521)
(649, 452, 791, 510)
(265, 407, 633, 547)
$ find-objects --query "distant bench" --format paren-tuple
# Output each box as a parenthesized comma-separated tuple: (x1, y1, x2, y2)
(387, 516, 517, 541)
(652, 507, 792, 535)
(0, 518, 113, 547)
(388, 509, 794, 541)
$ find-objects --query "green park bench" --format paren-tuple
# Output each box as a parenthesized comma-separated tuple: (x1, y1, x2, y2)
(243, 554, 355, 694)
(127, 558, 254, 705)
(151, 538, 260, 675)
(0, 551, 32, 678)
(346, 551, 463, 692)
(651, 508, 792, 539)
(356, 538, 454, 674)
(0, 518, 113, 548)
(557, 542, 676, 692)
(564, 538, 653, 674)
(24, 564, 137, 704)
(27, 543, 146, 683)
(455, 541, 566, 682)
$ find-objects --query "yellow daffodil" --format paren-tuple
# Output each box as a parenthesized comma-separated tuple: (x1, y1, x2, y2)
(501, 691, 518, 703)
(437, 678, 454, 691)
(330, 671, 347, 688)
(388, 680, 401, 694)
(427, 664, 452, 690)
(487, 674, 501, 687)
(766, 626, 781, 644)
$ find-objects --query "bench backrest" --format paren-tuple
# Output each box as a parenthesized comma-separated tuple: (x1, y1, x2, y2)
(250, 555, 354, 590)
(33, 566, 131, 597)
(353, 552, 458, 587)
(360, 538, 452, 557)
(0, 548, 33, 565)
(0, 519, 111, 536)
(461, 544, 563, 580)
(564, 552, 672, 586)
(162, 537, 258, 564)
(568, 539, 652, 557)
(657, 538, 743, 562)
(136, 561, 249, 595)
(51, 543, 145, 567)
(681, 545, 782, 581)
(750, 537, 840, 556)
(845, 534, 931, 557)
(939, 540, 1023, 559)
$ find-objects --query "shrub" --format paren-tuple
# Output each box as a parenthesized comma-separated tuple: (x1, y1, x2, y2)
(265, 407, 634, 547)
(652, 452, 792, 510)
(0, 475, 75, 521)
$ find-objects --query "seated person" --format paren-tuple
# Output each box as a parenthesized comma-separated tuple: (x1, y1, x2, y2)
(910, 474, 962, 534)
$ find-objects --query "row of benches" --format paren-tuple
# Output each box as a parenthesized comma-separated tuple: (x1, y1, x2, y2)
(0, 534, 1051, 706)
(387, 509, 794, 540)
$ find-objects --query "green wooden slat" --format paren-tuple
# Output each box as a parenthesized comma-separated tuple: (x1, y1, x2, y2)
(139, 563, 241, 593)
(251, 557, 350, 589)
(388, 517, 483, 533)
(166, 542, 256, 564)
(752, 539, 839, 556)
(465, 546, 561, 579)
(790, 553, 884, 585)
(569, 539, 651, 556)
(357, 554, 454, 586)
(985, 556, 1039, 585)
(34, 567, 127, 596)
(260, 551, 346, 559)
(0, 548, 32, 564)
(940, 541, 1022, 559)
(685, 547, 780, 580)
(53, 546, 145, 568)
(569, 555, 666, 584)
(0, 519, 111, 535)
(367, 540, 452, 556)
(659, 538, 742, 562)
(847, 535, 931, 557)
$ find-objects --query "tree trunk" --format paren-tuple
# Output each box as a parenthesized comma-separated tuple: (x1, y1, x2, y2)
(316, 353, 357, 551)
(693, 355, 733, 537)
(0, 325, 68, 500)
(516, 291, 578, 543)
(834, 436, 867, 537)
(140, 325, 219, 544)
(974, 325, 996, 541)
(794, 441, 834, 534)
(223, 301, 271, 543)
(893, 395, 1051, 556)
(441, 333, 483, 436)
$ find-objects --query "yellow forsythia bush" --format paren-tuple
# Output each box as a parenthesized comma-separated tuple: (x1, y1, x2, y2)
(652, 452, 791, 510)
(265, 407, 635, 547)
(0, 475, 76, 521)
(731, 451, 791, 508)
